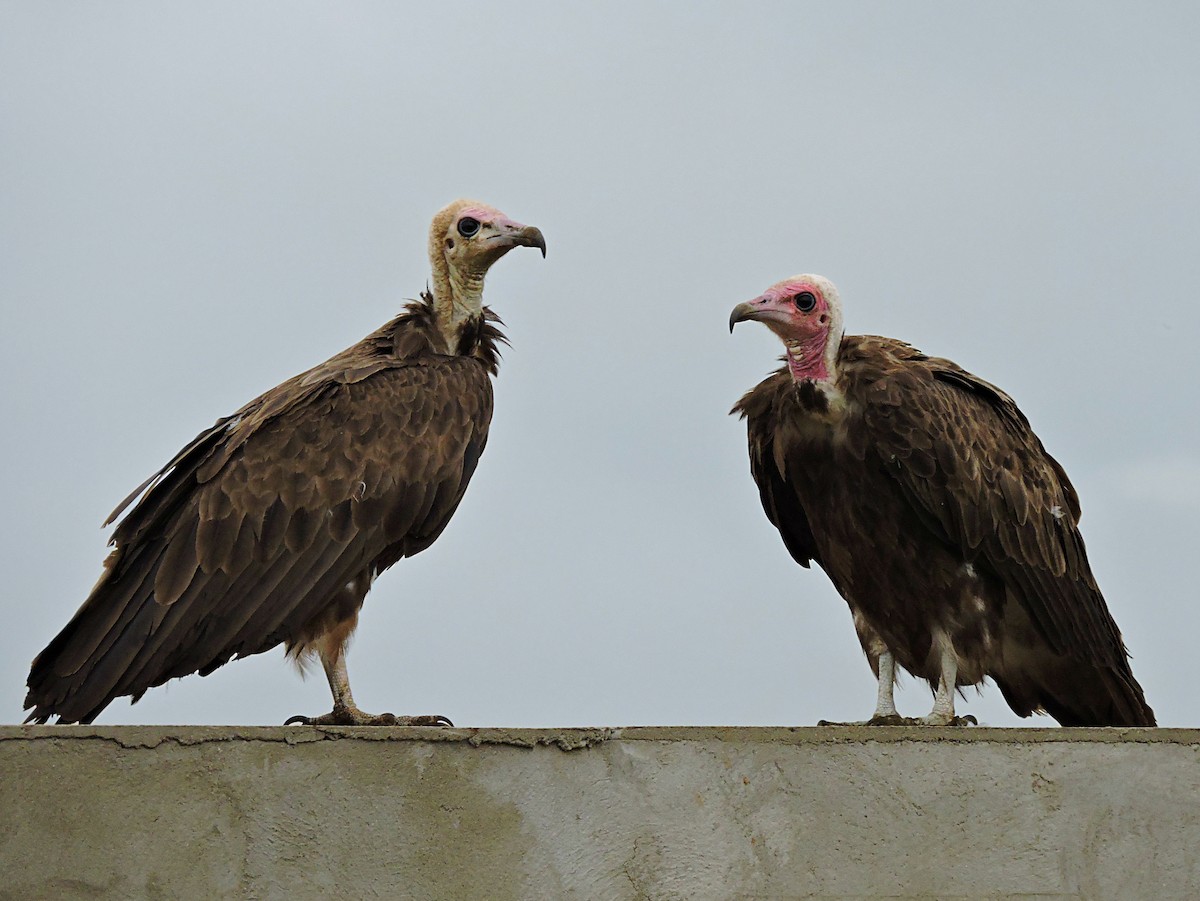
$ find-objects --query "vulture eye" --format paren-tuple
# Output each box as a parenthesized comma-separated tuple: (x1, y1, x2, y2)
(457, 217, 481, 237)
(794, 291, 817, 312)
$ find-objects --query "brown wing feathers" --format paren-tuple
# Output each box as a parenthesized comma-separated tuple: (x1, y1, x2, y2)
(853, 342, 1153, 724)
(733, 373, 821, 570)
(865, 359, 1117, 652)
(736, 329, 1152, 727)
(25, 296, 497, 723)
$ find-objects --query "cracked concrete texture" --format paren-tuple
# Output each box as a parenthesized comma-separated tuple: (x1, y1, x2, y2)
(1, 727, 1197, 900)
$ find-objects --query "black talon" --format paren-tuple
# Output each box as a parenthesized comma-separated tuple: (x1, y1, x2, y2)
(400, 714, 455, 727)
(282, 710, 454, 726)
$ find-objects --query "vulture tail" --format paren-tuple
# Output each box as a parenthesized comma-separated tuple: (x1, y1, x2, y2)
(25, 420, 234, 723)
(24, 542, 175, 724)
(1040, 662, 1156, 727)
(995, 656, 1156, 727)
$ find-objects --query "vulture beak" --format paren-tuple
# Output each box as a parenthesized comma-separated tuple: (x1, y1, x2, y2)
(489, 218, 547, 258)
(728, 299, 764, 333)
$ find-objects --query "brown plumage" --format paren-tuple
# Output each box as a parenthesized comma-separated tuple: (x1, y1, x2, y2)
(26, 199, 545, 725)
(730, 274, 1154, 727)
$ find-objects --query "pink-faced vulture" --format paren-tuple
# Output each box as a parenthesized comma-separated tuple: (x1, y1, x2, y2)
(730, 274, 1154, 727)
(25, 199, 544, 725)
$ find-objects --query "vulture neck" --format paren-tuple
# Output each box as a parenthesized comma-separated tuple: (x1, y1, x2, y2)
(785, 327, 841, 382)
(430, 256, 487, 354)
(786, 327, 845, 411)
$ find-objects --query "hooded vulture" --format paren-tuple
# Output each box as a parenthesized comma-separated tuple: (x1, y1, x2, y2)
(730, 274, 1154, 727)
(25, 199, 545, 725)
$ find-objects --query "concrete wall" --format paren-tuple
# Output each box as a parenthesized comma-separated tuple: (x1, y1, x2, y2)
(1, 725, 1197, 900)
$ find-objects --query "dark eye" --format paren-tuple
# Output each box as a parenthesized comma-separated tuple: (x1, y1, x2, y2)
(457, 217, 481, 237)
(794, 291, 817, 312)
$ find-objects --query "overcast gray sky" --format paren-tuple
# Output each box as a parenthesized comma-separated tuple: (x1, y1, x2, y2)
(2, 4, 1197, 728)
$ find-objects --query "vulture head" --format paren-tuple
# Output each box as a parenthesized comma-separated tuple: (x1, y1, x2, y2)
(730, 274, 845, 382)
(432, 199, 546, 267)
(428, 200, 545, 324)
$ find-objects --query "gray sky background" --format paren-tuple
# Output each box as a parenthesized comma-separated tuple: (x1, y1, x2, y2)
(2, 4, 1196, 728)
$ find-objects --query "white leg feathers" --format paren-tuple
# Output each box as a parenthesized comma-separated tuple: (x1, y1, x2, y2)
(919, 630, 976, 727)
(872, 651, 900, 720)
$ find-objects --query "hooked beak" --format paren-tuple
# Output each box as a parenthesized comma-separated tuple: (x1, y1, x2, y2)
(489, 218, 547, 257)
(729, 298, 765, 333)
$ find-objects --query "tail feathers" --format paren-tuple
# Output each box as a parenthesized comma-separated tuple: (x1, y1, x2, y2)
(26, 573, 158, 724)
(25, 539, 207, 724)
(1044, 664, 1155, 727)
(995, 654, 1156, 727)
(25, 524, 358, 723)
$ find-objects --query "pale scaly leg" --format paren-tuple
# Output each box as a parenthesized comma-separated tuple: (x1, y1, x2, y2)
(285, 623, 452, 727)
(867, 651, 904, 725)
(917, 631, 976, 727)
(819, 650, 905, 726)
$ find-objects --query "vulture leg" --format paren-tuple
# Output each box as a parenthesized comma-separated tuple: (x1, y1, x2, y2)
(284, 617, 452, 727)
(916, 632, 976, 727)
(818, 650, 904, 726)
(867, 651, 905, 725)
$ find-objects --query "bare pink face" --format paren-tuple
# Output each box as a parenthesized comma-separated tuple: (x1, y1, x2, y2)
(729, 274, 843, 382)
(729, 278, 835, 341)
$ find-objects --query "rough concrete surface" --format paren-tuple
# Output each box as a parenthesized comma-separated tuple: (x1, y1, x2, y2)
(1, 726, 1197, 900)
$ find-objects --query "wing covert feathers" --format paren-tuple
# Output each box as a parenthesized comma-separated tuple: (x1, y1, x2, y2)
(26, 297, 498, 723)
(734, 335, 1154, 726)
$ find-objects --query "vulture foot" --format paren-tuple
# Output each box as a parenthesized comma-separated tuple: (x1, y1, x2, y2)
(817, 713, 976, 727)
(915, 713, 977, 727)
(284, 707, 454, 727)
(817, 715, 903, 726)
